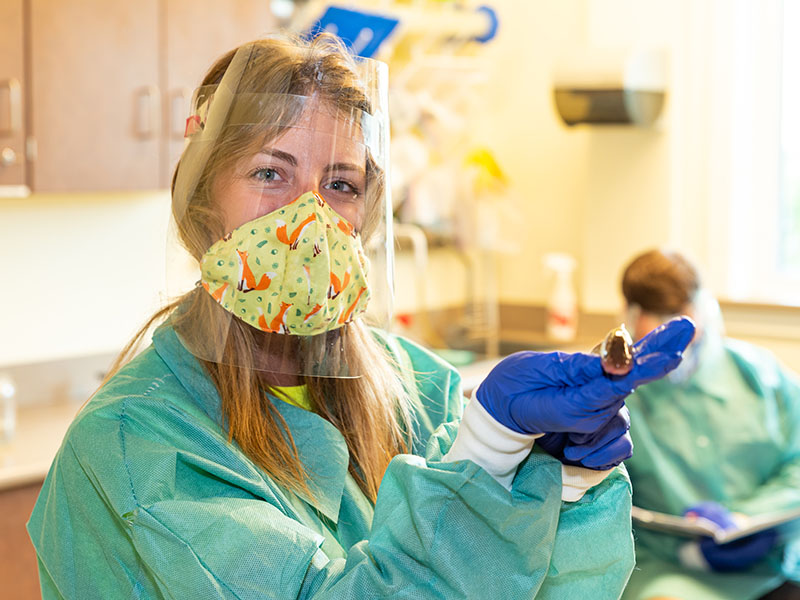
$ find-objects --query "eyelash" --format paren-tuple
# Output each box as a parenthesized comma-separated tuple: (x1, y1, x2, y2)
(324, 178, 361, 196)
(247, 166, 362, 197)
(249, 167, 281, 182)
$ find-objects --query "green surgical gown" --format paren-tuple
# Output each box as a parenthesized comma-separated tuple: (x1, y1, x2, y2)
(622, 336, 800, 600)
(28, 323, 635, 599)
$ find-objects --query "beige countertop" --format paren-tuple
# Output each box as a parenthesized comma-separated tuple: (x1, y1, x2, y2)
(0, 402, 80, 490)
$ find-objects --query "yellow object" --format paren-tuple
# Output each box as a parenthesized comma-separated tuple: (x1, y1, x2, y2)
(273, 384, 313, 411)
(464, 147, 508, 193)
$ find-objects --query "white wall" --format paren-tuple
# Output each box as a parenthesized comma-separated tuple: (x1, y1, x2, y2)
(478, 0, 699, 314)
(478, 0, 721, 314)
(0, 191, 176, 365)
(475, 0, 590, 307)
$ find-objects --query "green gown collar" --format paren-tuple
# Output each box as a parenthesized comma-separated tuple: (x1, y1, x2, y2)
(151, 322, 350, 522)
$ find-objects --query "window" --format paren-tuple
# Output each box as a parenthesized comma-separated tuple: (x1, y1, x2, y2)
(708, 0, 798, 305)
(778, 0, 800, 279)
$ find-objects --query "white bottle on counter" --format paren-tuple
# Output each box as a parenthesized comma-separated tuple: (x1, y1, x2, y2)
(543, 253, 578, 342)
(0, 373, 17, 442)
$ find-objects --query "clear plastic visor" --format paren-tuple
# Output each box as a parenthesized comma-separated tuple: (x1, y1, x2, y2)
(168, 47, 392, 379)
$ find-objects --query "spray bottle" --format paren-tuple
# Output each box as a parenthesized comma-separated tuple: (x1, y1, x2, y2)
(543, 253, 578, 342)
(0, 373, 16, 442)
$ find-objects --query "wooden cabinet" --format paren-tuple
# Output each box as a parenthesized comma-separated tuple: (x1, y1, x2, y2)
(0, 482, 43, 600)
(29, 0, 161, 191)
(162, 0, 275, 186)
(0, 0, 28, 193)
(4, 0, 276, 193)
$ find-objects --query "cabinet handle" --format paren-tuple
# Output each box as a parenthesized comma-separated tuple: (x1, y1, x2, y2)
(134, 86, 161, 139)
(1, 147, 17, 167)
(0, 78, 22, 137)
(170, 88, 192, 140)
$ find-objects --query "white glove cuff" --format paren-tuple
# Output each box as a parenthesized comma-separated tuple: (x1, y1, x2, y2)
(443, 397, 541, 489)
(678, 541, 711, 571)
(560, 465, 615, 502)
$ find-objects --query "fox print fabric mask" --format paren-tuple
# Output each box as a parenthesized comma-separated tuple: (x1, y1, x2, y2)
(200, 191, 370, 335)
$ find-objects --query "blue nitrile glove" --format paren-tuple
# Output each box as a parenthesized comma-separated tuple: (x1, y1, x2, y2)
(683, 502, 777, 572)
(475, 316, 696, 435)
(536, 406, 632, 470)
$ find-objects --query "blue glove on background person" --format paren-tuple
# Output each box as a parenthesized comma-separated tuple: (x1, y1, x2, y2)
(682, 501, 778, 572)
(475, 316, 695, 436)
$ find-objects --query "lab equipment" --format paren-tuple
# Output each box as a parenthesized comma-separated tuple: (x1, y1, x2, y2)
(543, 252, 578, 342)
(684, 502, 778, 572)
(0, 373, 16, 442)
(474, 316, 695, 435)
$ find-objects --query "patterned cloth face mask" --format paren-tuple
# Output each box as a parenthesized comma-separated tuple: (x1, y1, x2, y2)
(200, 191, 370, 335)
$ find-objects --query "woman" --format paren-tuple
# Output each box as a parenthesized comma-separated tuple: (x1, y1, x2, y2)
(27, 35, 694, 599)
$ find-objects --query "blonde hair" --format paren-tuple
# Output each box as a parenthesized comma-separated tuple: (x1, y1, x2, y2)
(108, 34, 412, 503)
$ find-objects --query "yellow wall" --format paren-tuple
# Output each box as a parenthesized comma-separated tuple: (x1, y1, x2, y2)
(4, 0, 797, 370)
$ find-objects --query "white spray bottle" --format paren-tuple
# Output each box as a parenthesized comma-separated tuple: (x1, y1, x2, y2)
(543, 253, 578, 342)
(0, 373, 16, 442)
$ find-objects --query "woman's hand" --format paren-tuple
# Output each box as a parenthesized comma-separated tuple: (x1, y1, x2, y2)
(475, 316, 696, 436)
(536, 406, 633, 470)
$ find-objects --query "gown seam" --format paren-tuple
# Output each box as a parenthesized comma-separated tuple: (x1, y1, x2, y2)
(117, 375, 246, 599)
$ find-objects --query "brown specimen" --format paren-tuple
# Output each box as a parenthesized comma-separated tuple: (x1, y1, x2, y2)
(592, 325, 635, 376)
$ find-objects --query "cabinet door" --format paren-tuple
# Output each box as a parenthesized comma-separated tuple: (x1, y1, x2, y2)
(0, 482, 43, 600)
(29, 0, 160, 191)
(161, 0, 276, 186)
(0, 0, 28, 192)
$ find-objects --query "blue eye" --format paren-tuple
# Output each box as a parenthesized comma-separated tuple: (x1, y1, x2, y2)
(324, 179, 359, 196)
(252, 168, 279, 182)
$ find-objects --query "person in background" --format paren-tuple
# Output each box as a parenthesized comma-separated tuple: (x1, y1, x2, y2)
(26, 36, 693, 599)
(619, 249, 800, 600)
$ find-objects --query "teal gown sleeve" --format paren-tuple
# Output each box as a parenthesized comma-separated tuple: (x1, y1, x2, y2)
(727, 345, 800, 517)
(28, 333, 635, 599)
(621, 339, 800, 600)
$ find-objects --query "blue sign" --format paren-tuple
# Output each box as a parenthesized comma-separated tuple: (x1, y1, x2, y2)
(307, 6, 400, 58)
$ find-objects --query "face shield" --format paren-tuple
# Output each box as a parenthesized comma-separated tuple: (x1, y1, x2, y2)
(169, 41, 392, 378)
(625, 289, 724, 384)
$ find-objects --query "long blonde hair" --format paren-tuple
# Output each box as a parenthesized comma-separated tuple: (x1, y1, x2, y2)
(109, 35, 413, 503)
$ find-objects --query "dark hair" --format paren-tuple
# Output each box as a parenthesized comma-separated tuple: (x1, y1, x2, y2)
(621, 249, 700, 314)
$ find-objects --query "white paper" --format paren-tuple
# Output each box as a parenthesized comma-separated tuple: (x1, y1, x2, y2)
(631, 505, 800, 544)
